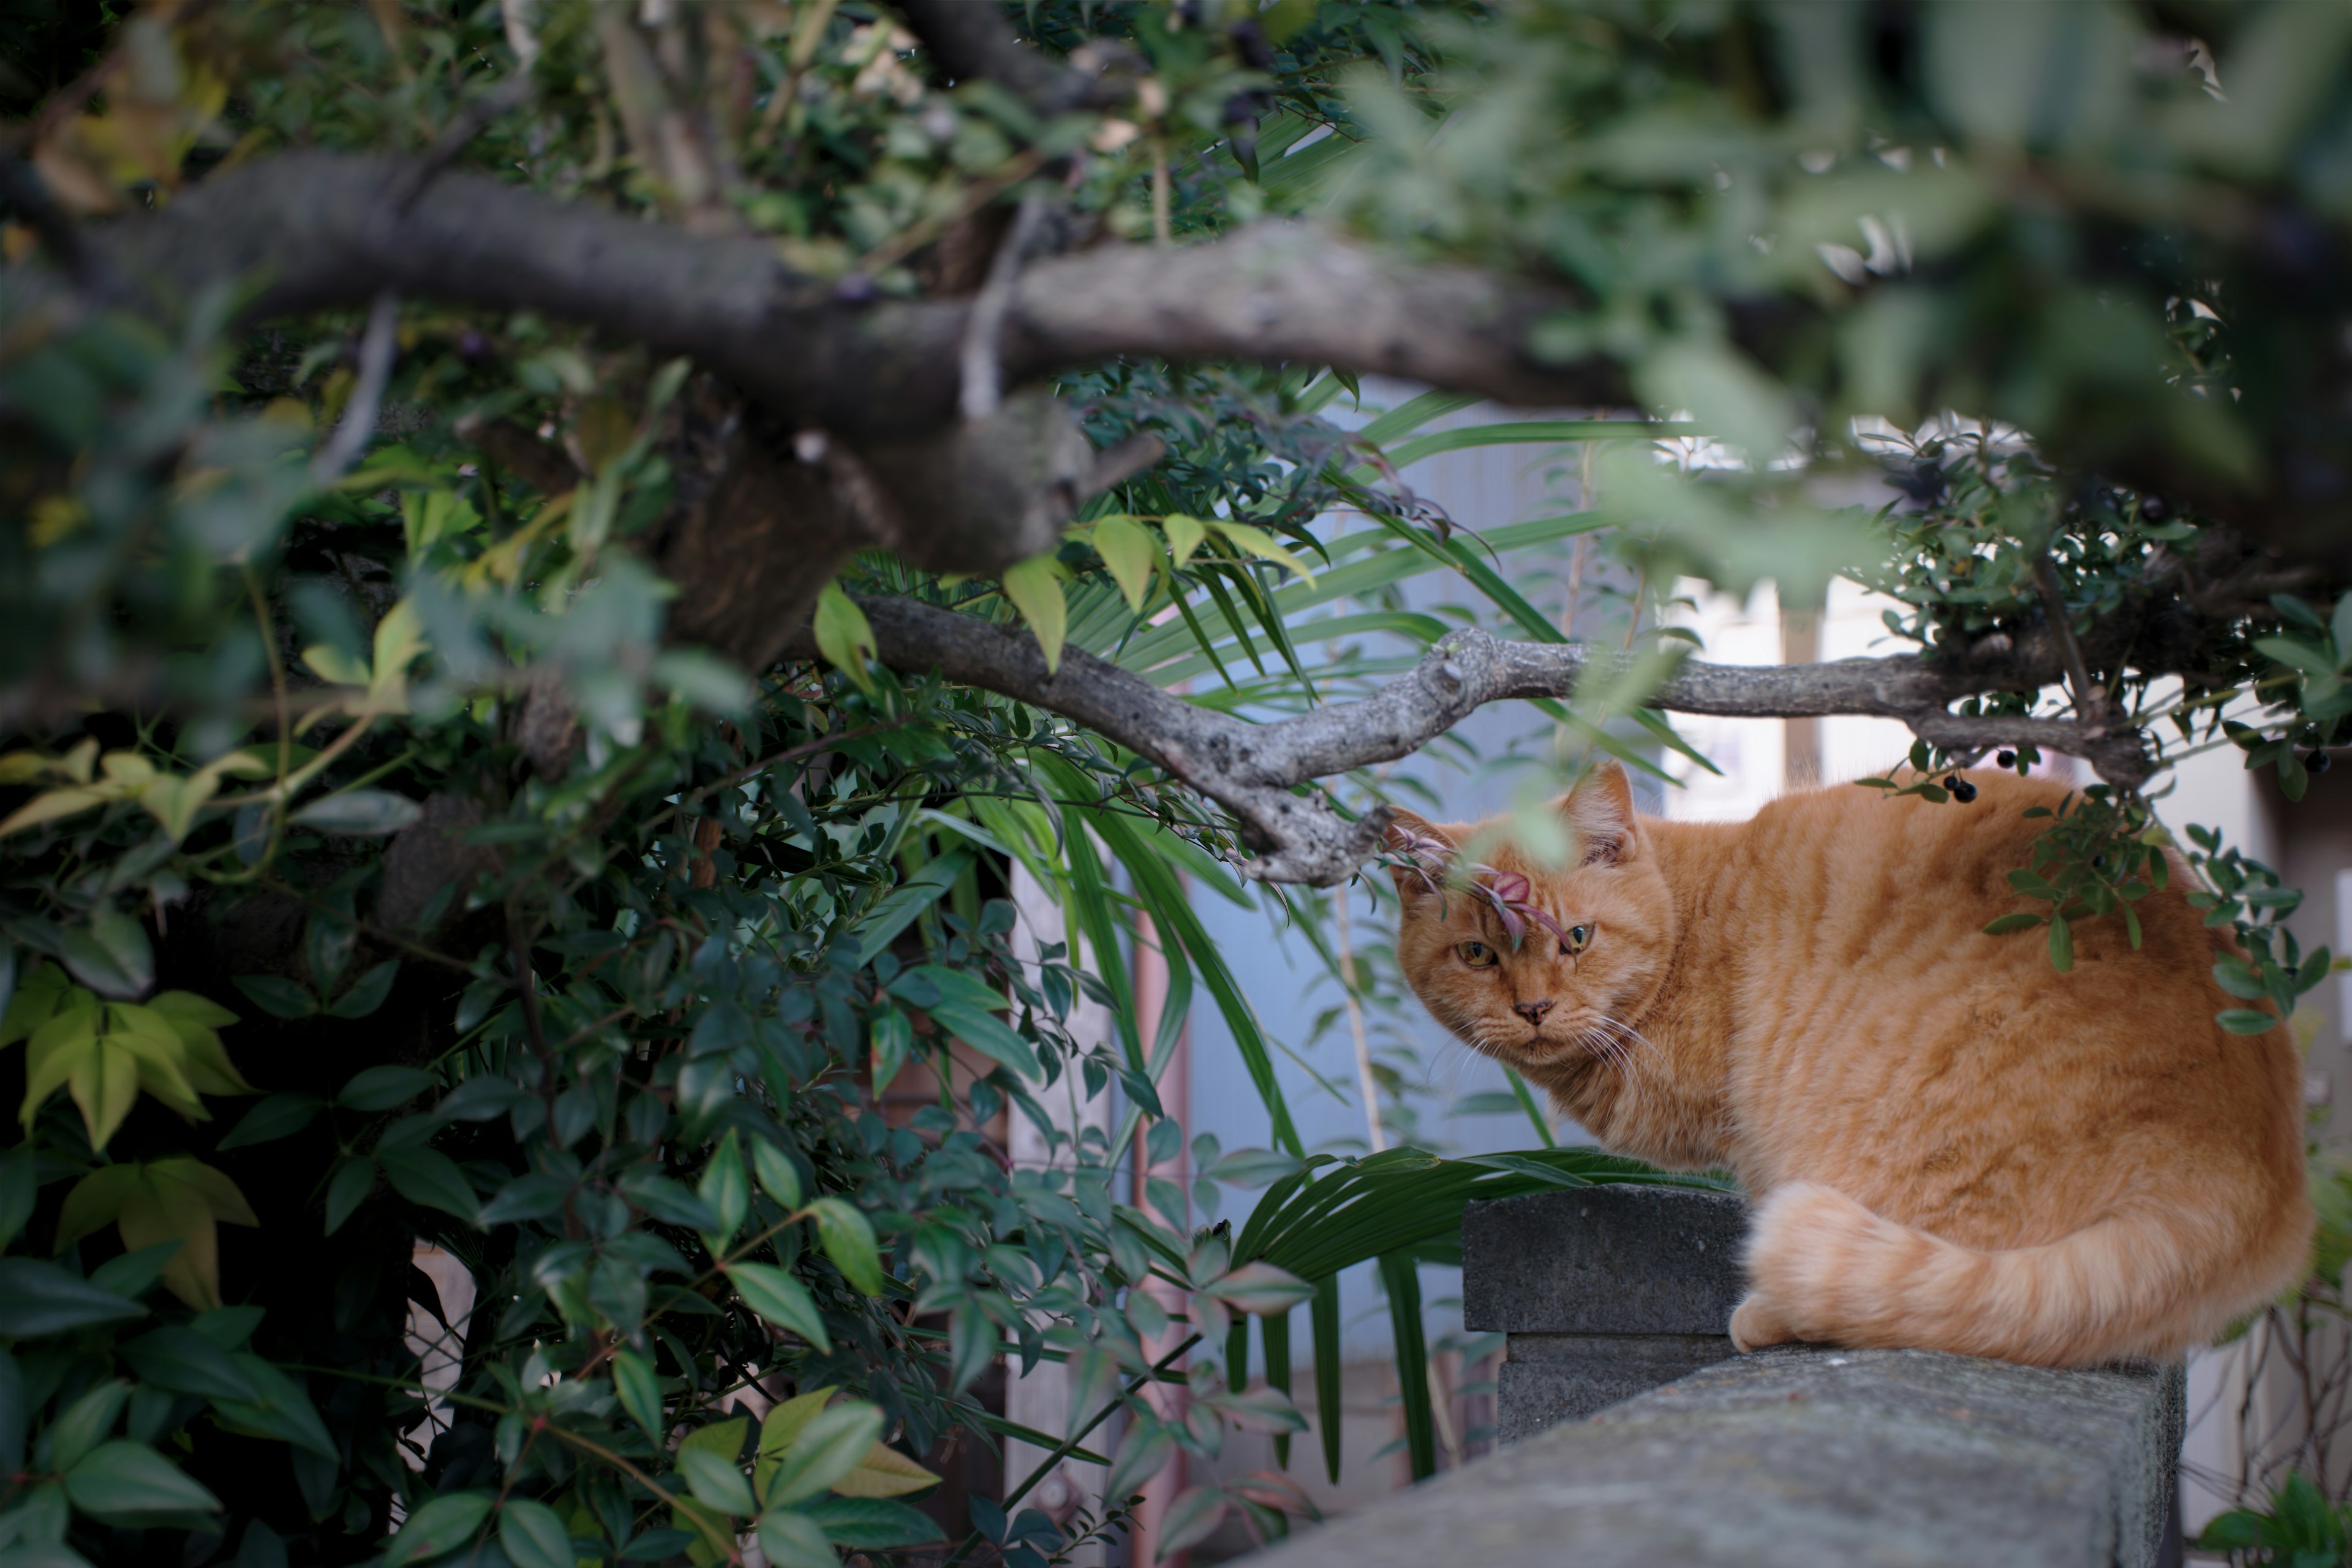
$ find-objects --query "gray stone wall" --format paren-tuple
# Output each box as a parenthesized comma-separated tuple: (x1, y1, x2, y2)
(1236, 1186, 2186, 1568)
(1464, 1183, 1747, 1439)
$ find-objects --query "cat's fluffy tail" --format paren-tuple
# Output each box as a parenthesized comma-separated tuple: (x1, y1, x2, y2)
(1736, 1180, 2297, 1368)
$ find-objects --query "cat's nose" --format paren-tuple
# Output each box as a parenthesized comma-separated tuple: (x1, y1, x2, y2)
(1514, 999, 1554, 1025)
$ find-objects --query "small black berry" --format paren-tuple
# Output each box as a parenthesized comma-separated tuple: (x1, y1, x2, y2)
(1945, 774, 1979, 803)
(1997, 750, 2017, 769)
(2309, 749, 2333, 775)
(457, 329, 492, 365)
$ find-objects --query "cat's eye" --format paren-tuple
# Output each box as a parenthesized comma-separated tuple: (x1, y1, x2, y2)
(1456, 941, 1498, 968)
(1561, 924, 1593, 956)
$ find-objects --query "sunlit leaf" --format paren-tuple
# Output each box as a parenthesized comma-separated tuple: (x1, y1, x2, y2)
(1000, 555, 1068, 673)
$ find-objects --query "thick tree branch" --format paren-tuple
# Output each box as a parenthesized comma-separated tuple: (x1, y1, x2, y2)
(20, 148, 2352, 565)
(792, 597, 2149, 887)
(46, 152, 1613, 443)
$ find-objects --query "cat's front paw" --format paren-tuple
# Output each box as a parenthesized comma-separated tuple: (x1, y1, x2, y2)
(1730, 1292, 1795, 1353)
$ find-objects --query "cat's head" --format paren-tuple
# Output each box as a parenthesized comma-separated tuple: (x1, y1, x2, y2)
(1387, 762, 1675, 1073)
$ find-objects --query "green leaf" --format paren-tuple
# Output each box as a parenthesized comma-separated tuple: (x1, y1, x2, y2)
(756, 1509, 835, 1568)
(612, 1349, 663, 1438)
(211, 1355, 336, 1460)
(379, 1144, 480, 1223)
(229, 976, 316, 1021)
(751, 1140, 803, 1210)
(322, 1155, 374, 1235)
(925, 1000, 1040, 1080)
(500, 1499, 575, 1568)
(337, 1065, 434, 1111)
(1378, 1252, 1435, 1481)
(1000, 556, 1068, 674)
(2048, 912, 2073, 972)
(289, 790, 423, 836)
(1205, 1148, 1303, 1188)
(119, 1325, 258, 1401)
(851, 850, 974, 968)
(216, 1092, 325, 1150)
(325, 960, 398, 1019)
(0, 1259, 145, 1337)
(87, 1242, 180, 1302)
(1106, 1419, 1174, 1507)
(1206, 519, 1316, 584)
(809, 1196, 883, 1296)
(382, 1491, 494, 1568)
(698, 1130, 748, 1248)
(1980, 913, 2045, 936)
(763, 1402, 884, 1508)
(61, 910, 152, 1001)
(2218, 1008, 2281, 1035)
(61, 1441, 219, 1523)
(678, 1447, 756, 1517)
(1157, 1485, 1229, 1559)
(1200, 1261, 1313, 1316)
(49, 1381, 129, 1472)
(801, 1496, 944, 1549)
(2255, 636, 2337, 677)
(726, 1262, 832, 1351)
(812, 583, 877, 693)
(1090, 514, 1158, 613)
(755, 1389, 835, 1499)
(0, 1145, 34, 1250)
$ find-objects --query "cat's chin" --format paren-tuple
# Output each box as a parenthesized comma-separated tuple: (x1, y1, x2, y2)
(1488, 1034, 1586, 1070)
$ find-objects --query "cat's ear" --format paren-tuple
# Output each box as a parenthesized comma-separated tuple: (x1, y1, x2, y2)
(1559, 761, 1642, 865)
(1382, 808, 1455, 903)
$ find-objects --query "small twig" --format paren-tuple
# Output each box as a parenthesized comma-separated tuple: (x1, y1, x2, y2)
(507, 902, 565, 1145)
(391, 75, 536, 213)
(960, 195, 1051, 423)
(943, 1332, 1205, 1568)
(257, 874, 475, 974)
(854, 148, 1049, 277)
(312, 292, 401, 484)
(2035, 554, 2111, 737)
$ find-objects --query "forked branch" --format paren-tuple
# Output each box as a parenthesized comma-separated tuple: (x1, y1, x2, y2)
(796, 597, 2150, 886)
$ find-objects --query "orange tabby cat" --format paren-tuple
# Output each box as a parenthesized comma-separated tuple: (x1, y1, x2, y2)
(1390, 763, 2312, 1367)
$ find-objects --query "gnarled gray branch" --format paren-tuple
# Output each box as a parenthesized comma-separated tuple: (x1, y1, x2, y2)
(43, 151, 1611, 449)
(795, 597, 2147, 886)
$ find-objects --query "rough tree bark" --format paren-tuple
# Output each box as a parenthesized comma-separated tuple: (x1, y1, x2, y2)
(783, 596, 2155, 886)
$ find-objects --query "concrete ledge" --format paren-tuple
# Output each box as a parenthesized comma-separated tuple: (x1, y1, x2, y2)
(1241, 1186, 2185, 1568)
(1244, 1345, 2185, 1568)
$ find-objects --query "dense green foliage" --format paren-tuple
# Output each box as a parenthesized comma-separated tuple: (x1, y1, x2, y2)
(12, 1, 2352, 1564)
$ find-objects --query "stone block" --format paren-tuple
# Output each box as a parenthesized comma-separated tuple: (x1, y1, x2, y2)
(1494, 1332, 1732, 1442)
(1239, 1346, 2187, 1568)
(1467, 1185, 1751, 1440)
(1462, 1184, 1747, 1335)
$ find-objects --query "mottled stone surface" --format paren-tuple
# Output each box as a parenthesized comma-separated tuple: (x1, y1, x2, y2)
(1463, 1185, 1749, 1336)
(1468, 1186, 1751, 1438)
(1494, 1332, 1735, 1442)
(1245, 1347, 2187, 1568)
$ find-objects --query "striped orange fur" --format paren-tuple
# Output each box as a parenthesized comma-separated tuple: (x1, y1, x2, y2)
(1390, 763, 2312, 1367)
